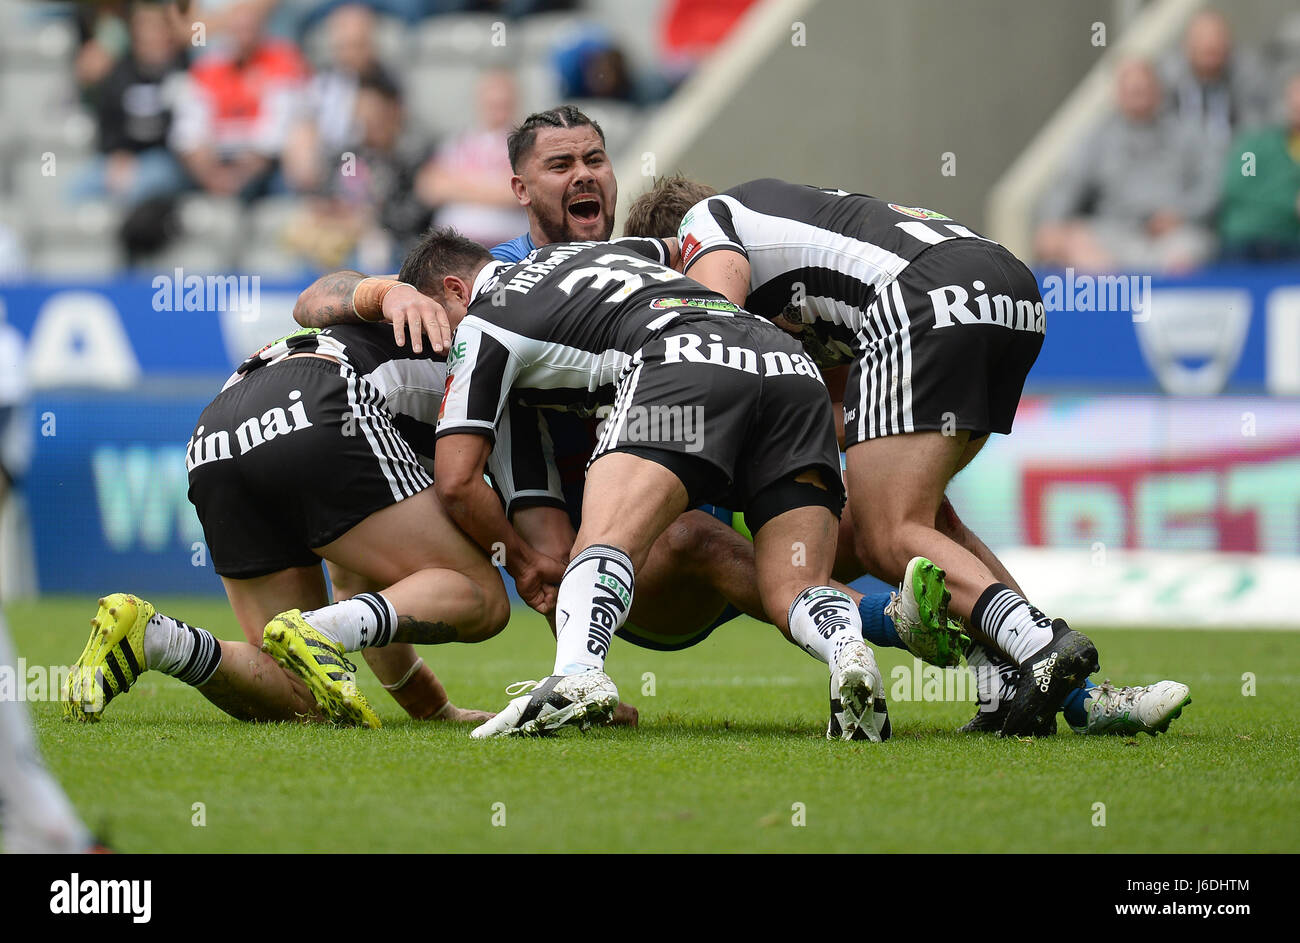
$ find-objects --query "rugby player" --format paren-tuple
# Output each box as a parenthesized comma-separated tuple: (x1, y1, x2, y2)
(624, 175, 1193, 737)
(63, 320, 524, 728)
(293, 108, 967, 699)
(400, 226, 940, 742)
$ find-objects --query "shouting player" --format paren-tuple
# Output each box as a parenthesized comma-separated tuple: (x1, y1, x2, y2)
(625, 175, 1192, 737)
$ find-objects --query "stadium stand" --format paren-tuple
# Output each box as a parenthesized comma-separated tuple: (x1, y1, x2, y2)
(0, 0, 676, 278)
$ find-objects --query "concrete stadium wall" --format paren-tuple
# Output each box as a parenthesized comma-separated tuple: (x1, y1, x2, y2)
(647, 0, 1113, 231)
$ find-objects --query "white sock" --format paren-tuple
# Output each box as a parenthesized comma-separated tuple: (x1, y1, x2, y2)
(143, 611, 222, 686)
(788, 586, 864, 665)
(553, 545, 634, 676)
(967, 643, 1017, 713)
(0, 615, 92, 852)
(303, 592, 397, 651)
(971, 583, 1055, 665)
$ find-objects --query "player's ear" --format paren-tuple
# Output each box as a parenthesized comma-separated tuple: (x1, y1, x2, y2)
(510, 174, 530, 208)
(442, 275, 469, 308)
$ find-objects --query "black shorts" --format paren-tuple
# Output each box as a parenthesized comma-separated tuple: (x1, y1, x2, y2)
(843, 239, 1044, 447)
(590, 313, 844, 519)
(187, 356, 433, 579)
(489, 400, 592, 530)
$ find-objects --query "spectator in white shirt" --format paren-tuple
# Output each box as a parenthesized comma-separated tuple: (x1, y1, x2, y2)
(415, 69, 527, 248)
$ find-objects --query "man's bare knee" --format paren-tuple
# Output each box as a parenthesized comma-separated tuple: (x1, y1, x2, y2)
(936, 497, 984, 556)
(663, 516, 701, 559)
(482, 586, 511, 638)
(664, 511, 737, 567)
(935, 497, 962, 538)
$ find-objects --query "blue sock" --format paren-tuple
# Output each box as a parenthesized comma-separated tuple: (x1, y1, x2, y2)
(1061, 678, 1095, 728)
(858, 593, 901, 649)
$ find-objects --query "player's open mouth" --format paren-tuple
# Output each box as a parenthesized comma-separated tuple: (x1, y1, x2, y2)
(567, 196, 601, 222)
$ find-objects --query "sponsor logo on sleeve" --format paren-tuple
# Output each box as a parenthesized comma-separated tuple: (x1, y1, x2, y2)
(888, 203, 952, 221)
(681, 233, 702, 266)
(649, 297, 740, 314)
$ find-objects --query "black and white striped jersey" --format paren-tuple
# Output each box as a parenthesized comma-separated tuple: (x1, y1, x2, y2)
(677, 177, 993, 366)
(231, 324, 446, 463)
(437, 237, 744, 441)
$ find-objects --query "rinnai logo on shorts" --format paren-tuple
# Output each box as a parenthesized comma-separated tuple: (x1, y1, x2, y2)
(662, 331, 824, 381)
(587, 558, 633, 658)
(927, 280, 1046, 333)
(50, 873, 151, 923)
(185, 390, 314, 470)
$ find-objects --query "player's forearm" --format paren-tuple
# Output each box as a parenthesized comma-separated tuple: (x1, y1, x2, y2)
(293, 271, 400, 328)
(436, 474, 536, 571)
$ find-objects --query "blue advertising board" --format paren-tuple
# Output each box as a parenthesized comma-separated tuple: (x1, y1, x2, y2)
(22, 389, 220, 595)
(2, 265, 1299, 393)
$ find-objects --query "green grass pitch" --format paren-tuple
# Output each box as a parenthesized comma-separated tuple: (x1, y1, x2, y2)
(7, 596, 1298, 853)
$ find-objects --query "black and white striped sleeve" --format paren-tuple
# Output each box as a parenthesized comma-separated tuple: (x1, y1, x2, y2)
(434, 319, 521, 443)
(678, 196, 746, 273)
(609, 236, 672, 265)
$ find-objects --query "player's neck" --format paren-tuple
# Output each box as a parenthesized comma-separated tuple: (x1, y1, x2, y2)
(527, 223, 550, 251)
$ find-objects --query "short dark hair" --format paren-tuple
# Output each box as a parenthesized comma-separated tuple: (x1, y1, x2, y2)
(623, 174, 718, 238)
(506, 105, 606, 172)
(357, 64, 402, 104)
(398, 226, 492, 300)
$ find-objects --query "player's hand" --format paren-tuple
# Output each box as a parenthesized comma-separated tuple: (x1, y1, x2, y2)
(431, 703, 496, 724)
(511, 550, 565, 616)
(611, 701, 639, 727)
(381, 284, 451, 356)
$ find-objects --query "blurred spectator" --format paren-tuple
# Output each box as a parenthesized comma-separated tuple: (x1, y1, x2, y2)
(1272, 14, 1300, 87)
(175, 0, 278, 38)
(348, 70, 435, 261)
(1218, 73, 1300, 261)
(272, 1, 536, 38)
(73, 1, 130, 95)
(283, 68, 433, 270)
(72, 2, 189, 208)
(169, 0, 309, 200)
(554, 29, 645, 104)
(1035, 60, 1220, 274)
(1161, 9, 1272, 148)
(282, 3, 399, 193)
(415, 69, 525, 248)
(660, 0, 757, 85)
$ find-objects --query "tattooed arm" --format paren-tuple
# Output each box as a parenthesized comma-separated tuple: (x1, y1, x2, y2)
(293, 270, 372, 328)
(293, 270, 452, 354)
